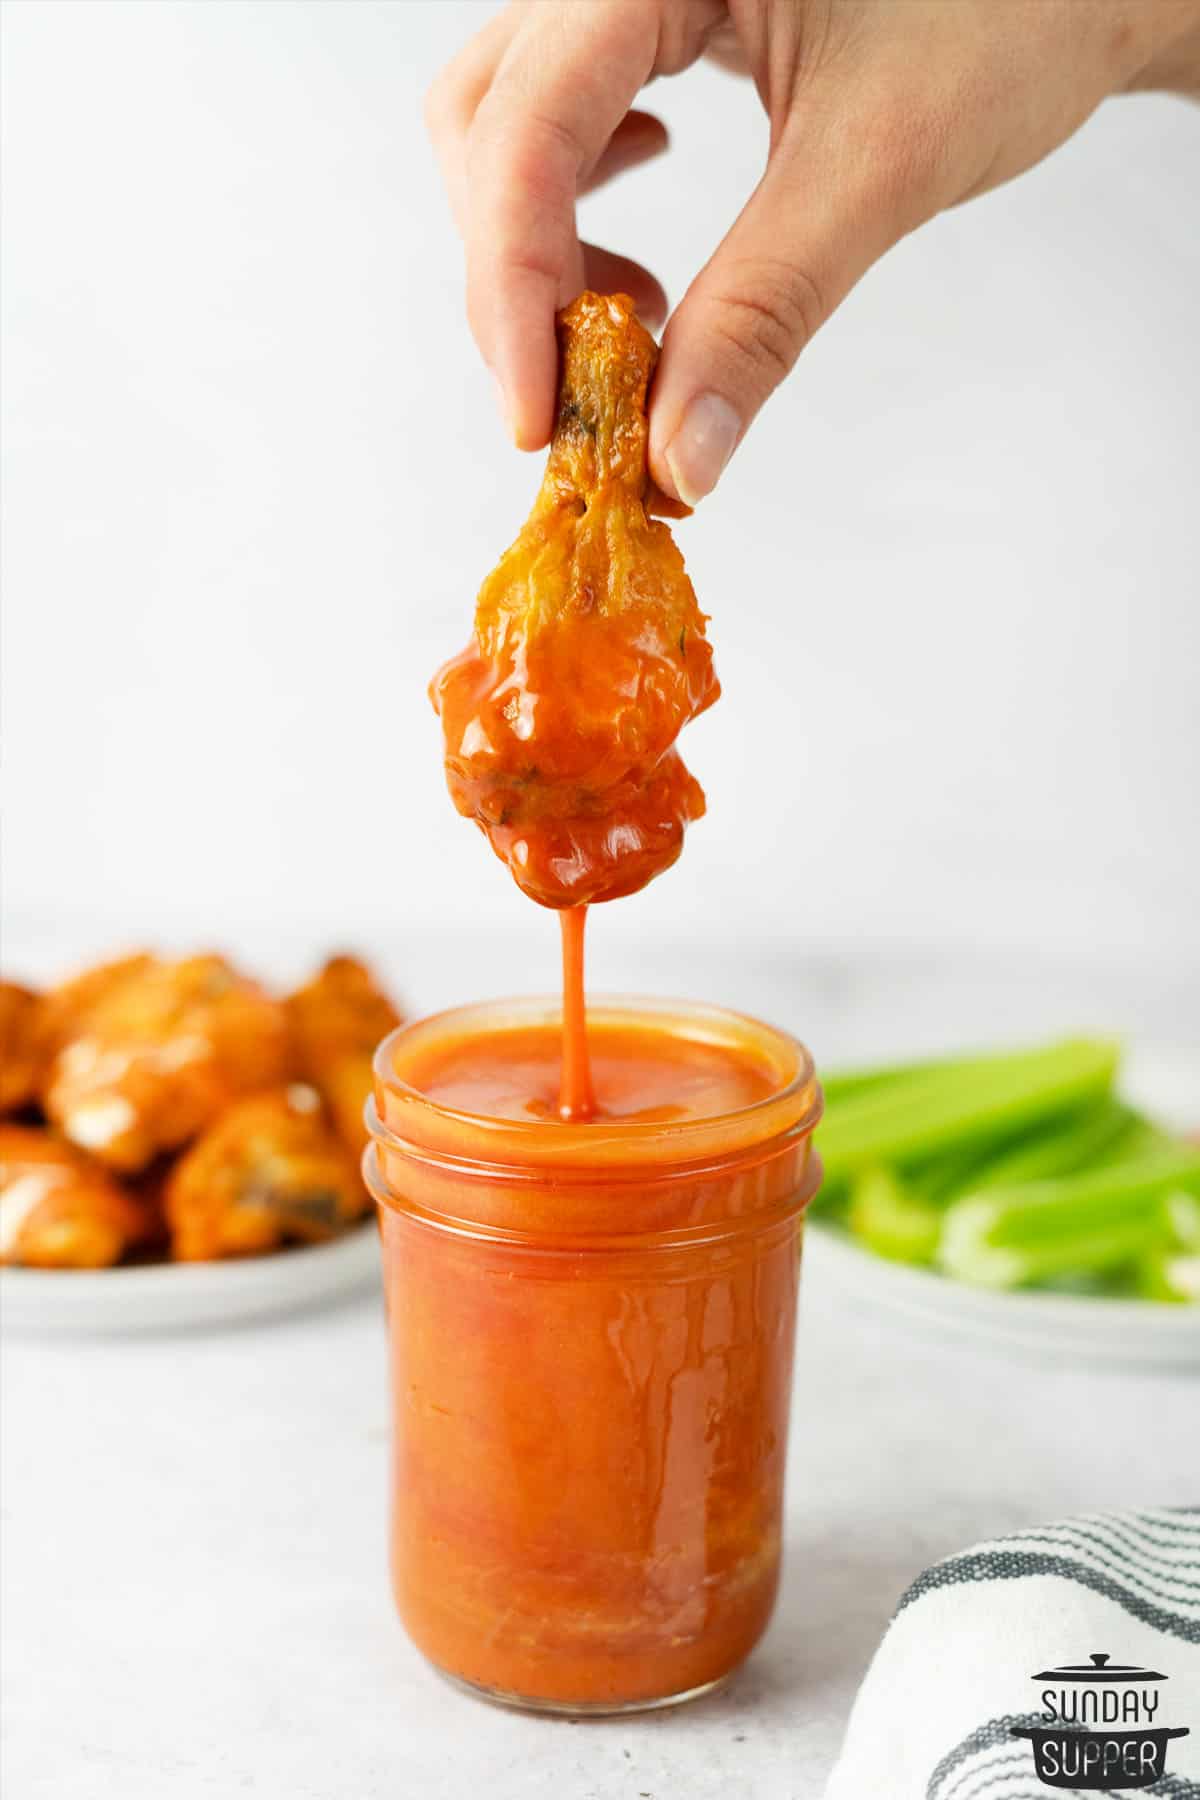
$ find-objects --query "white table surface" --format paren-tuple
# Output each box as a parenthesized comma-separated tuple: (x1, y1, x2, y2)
(3, 940, 1198, 1800)
(4, 1253, 1198, 1800)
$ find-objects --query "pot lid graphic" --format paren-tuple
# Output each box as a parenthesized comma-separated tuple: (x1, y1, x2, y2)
(1033, 1652, 1167, 1683)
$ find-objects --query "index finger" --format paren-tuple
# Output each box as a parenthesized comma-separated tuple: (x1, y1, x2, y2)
(463, 1, 658, 448)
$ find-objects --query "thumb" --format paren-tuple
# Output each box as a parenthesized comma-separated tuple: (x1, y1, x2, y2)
(648, 120, 913, 506)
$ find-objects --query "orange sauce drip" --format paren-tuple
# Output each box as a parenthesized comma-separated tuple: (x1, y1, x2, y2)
(557, 906, 594, 1122)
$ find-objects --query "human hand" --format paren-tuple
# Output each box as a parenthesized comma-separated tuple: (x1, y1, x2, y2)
(427, 0, 1200, 507)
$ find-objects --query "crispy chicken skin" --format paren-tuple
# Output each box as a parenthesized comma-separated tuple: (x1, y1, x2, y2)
(0, 1125, 157, 1268)
(42, 955, 292, 1173)
(2, 957, 156, 1116)
(33, 953, 155, 1060)
(0, 981, 42, 1114)
(431, 292, 719, 909)
(285, 955, 402, 1154)
(165, 1088, 368, 1261)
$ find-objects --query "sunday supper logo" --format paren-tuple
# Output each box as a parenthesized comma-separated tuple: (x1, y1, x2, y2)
(1010, 1652, 1190, 1790)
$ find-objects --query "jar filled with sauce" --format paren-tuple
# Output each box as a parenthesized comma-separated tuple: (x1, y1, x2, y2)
(365, 995, 823, 1713)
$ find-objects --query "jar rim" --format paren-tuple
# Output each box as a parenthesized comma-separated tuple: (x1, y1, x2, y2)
(370, 994, 822, 1173)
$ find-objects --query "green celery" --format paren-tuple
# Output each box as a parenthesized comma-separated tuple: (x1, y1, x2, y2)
(818, 1038, 1119, 1183)
(937, 1148, 1200, 1290)
(1136, 1252, 1200, 1304)
(944, 1099, 1149, 1195)
(817, 1044, 1092, 1108)
(1133, 1192, 1200, 1303)
(848, 1167, 941, 1266)
(821, 1052, 997, 1108)
(807, 1178, 851, 1221)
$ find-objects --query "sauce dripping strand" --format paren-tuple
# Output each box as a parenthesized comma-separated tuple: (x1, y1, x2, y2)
(558, 907, 595, 1122)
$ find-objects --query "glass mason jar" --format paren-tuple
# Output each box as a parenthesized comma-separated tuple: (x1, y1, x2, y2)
(364, 997, 823, 1714)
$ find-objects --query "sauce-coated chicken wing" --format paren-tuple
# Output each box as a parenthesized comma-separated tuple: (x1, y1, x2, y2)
(42, 955, 292, 1172)
(165, 1088, 368, 1260)
(0, 1125, 157, 1268)
(286, 955, 402, 1154)
(431, 292, 719, 909)
(0, 981, 42, 1114)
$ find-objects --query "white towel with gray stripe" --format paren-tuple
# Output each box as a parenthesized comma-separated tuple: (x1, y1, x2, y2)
(823, 1506, 1200, 1800)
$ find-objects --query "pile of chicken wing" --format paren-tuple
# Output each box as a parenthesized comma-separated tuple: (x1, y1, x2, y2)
(0, 952, 401, 1268)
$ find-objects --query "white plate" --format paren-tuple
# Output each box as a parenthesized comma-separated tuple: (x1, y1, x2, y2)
(805, 1045, 1200, 1366)
(0, 1222, 380, 1336)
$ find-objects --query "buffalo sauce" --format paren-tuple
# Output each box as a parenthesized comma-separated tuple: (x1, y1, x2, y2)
(367, 999, 822, 1709)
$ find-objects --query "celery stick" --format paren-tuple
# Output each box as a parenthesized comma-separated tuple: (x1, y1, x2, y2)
(948, 1099, 1146, 1193)
(1041, 1267, 1142, 1297)
(819, 1038, 1119, 1182)
(911, 1141, 1005, 1206)
(1136, 1252, 1200, 1304)
(821, 1052, 998, 1107)
(819, 1045, 1093, 1108)
(937, 1148, 1200, 1289)
(1137, 1192, 1200, 1301)
(848, 1167, 941, 1266)
(808, 1178, 851, 1221)
(912, 1102, 1166, 1208)
(1165, 1190, 1200, 1250)
(983, 1150, 1200, 1242)
(941, 1207, 1161, 1290)
(908, 1111, 1094, 1207)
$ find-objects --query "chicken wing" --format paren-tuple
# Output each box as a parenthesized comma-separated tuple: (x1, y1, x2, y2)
(431, 291, 719, 909)
(33, 952, 156, 1060)
(42, 954, 292, 1172)
(0, 981, 42, 1114)
(165, 1087, 368, 1261)
(0, 1125, 157, 1268)
(285, 955, 402, 1155)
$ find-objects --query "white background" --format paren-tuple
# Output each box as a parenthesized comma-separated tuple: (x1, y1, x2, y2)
(3, 0, 1198, 998)
(4, 15, 1200, 1800)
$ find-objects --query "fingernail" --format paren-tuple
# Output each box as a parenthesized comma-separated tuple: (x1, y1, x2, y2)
(663, 392, 741, 507)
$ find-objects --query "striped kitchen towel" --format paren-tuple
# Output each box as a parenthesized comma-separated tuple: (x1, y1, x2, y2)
(823, 1507, 1200, 1800)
